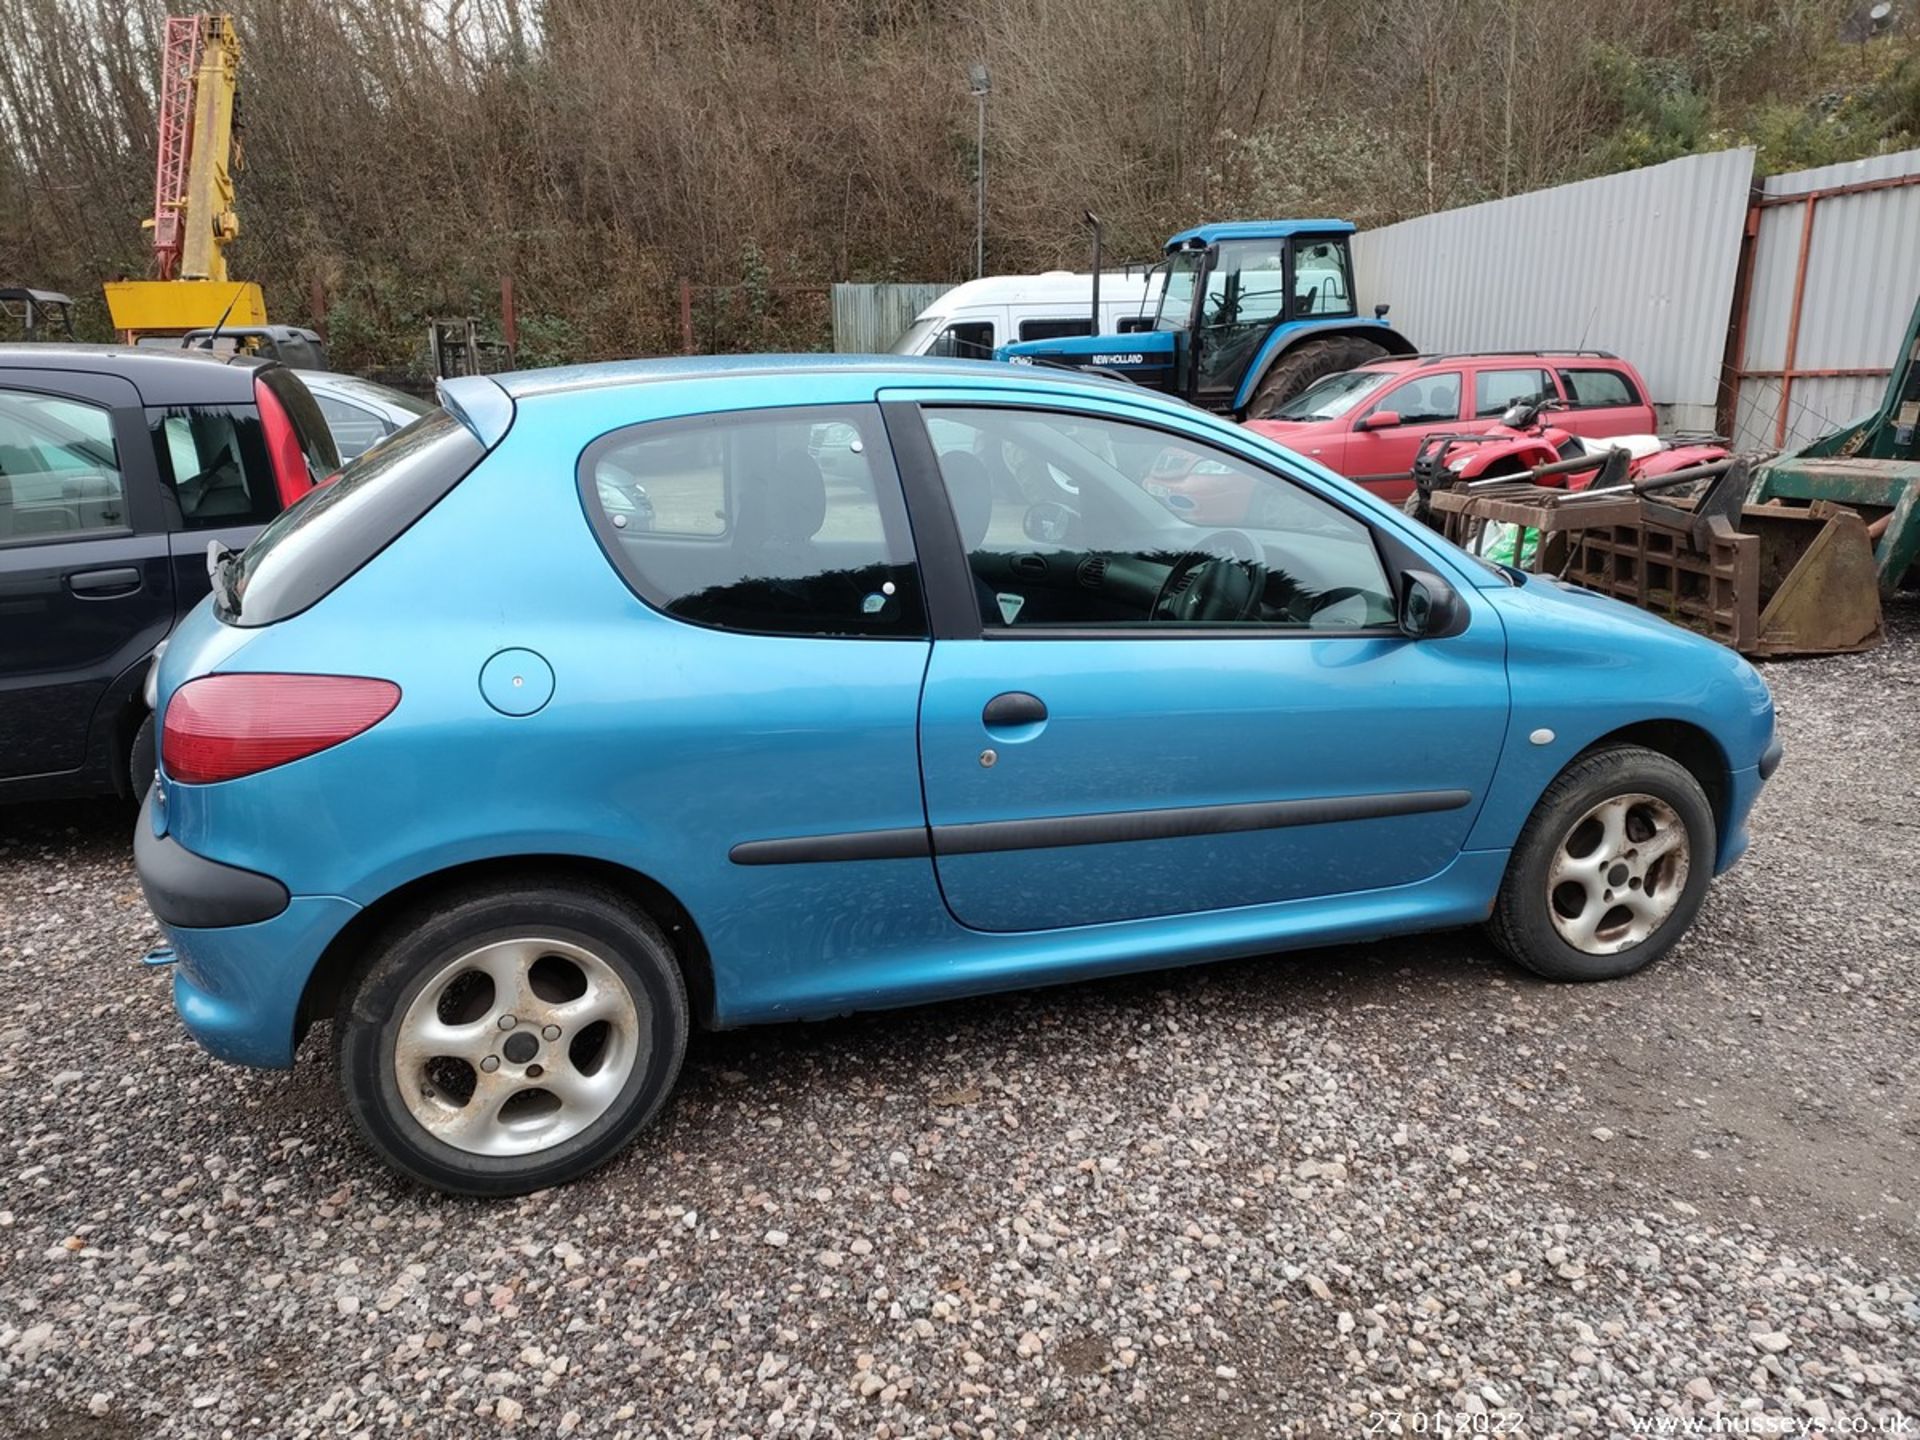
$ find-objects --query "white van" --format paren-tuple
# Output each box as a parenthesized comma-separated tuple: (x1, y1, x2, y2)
(891, 272, 1164, 359)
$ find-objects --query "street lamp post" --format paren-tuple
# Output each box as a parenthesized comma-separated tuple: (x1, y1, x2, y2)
(968, 62, 990, 279)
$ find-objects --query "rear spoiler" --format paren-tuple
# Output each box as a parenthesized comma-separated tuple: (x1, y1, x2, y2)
(437, 375, 515, 449)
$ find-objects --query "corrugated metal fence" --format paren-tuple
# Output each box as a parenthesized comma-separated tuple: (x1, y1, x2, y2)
(1352, 150, 1755, 431)
(831, 283, 945, 353)
(1354, 145, 1920, 444)
(1726, 148, 1920, 451)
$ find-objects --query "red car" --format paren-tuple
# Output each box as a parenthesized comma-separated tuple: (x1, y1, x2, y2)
(1145, 352, 1656, 522)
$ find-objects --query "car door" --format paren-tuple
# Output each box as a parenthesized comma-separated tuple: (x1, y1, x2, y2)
(0, 370, 173, 781)
(1343, 369, 1465, 501)
(148, 397, 291, 619)
(887, 392, 1510, 934)
(1472, 365, 1556, 420)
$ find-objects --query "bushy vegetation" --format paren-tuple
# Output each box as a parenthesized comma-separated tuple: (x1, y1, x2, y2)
(0, 0, 1911, 372)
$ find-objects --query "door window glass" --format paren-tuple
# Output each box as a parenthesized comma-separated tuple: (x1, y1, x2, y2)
(1017, 317, 1094, 343)
(931, 321, 995, 359)
(1558, 367, 1638, 408)
(925, 406, 1394, 632)
(1474, 367, 1554, 416)
(152, 405, 278, 528)
(1371, 372, 1461, 425)
(0, 389, 128, 541)
(1196, 240, 1290, 393)
(582, 404, 925, 638)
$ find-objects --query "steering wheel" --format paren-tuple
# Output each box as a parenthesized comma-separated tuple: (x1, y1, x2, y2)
(1153, 530, 1266, 622)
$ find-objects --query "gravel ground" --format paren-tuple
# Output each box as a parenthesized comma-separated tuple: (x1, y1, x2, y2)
(1, 600, 1915, 1440)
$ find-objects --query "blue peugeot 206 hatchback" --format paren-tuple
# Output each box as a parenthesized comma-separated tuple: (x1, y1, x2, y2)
(137, 356, 1780, 1195)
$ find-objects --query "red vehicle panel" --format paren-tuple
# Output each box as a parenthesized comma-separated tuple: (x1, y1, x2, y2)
(1224, 353, 1657, 508)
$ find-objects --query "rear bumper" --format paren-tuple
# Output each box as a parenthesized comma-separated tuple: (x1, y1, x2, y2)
(164, 895, 362, 1068)
(135, 789, 290, 928)
(135, 790, 359, 1068)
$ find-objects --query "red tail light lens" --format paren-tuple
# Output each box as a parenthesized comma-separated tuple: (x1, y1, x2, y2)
(256, 377, 318, 507)
(162, 674, 401, 784)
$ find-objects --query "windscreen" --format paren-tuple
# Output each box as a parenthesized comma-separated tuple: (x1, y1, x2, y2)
(1269, 369, 1395, 421)
(891, 317, 943, 355)
(220, 408, 485, 626)
(1154, 252, 1202, 332)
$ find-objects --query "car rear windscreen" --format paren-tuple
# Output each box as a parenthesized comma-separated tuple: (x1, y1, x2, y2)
(220, 408, 485, 627)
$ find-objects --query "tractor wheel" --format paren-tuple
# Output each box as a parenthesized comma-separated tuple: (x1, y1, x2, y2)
(1243, 336, 1392, 419)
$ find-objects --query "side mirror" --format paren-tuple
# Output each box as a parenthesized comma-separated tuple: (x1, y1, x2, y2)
(1023, 500, 1077, 544)
(1357, 410, 1400, 432)
(1399, 569, 1464, 639)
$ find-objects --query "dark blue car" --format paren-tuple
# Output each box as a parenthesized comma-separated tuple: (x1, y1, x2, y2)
(138, 356, 1780, 1194)
(0, 346, 335, 803)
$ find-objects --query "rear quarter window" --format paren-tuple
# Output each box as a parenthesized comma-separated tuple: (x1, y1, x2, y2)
(1558, 367, 1640, 408)
(579, 404, 925, 639)
(222, 408, 484, 626)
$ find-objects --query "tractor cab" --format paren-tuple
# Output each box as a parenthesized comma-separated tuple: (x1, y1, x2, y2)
(996, 220, 1414, 419)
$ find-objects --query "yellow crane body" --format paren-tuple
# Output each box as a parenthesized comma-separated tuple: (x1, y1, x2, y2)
(105, 14, 267, 340)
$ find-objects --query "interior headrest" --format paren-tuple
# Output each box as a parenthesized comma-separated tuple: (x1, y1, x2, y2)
(940, 450, 993, 550)
(736, 451, 828, 548)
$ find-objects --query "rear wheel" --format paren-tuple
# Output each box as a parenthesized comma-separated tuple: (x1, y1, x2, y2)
(336, 882, 688, 1195)
(128, 712, 156, 801)
(1487, 746, 1714, 982)
(1243, 336, 1391, 419)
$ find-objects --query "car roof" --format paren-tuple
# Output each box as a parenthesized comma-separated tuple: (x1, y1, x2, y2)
(1164, 220, 1355, 249)
(1349, 350, 1626, 376)
(915, 271, 1160, 316)
(0, 343, 270, 405)
(296, 369, 423, 402)
(489, 353, 1153, 403)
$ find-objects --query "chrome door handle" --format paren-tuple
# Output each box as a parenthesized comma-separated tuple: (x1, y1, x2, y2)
(67, 567, 141, 598)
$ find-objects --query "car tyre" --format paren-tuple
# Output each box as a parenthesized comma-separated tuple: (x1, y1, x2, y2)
(1487, 745, 1715, 982)
(1244, 336, 1391, 419)
(128, 712, 157, 800)
(335, 881, 688, 1196)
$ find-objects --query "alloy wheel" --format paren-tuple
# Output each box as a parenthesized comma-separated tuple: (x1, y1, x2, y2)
(392, 937, 643, 1156)
(1545, 793, 1690, 955)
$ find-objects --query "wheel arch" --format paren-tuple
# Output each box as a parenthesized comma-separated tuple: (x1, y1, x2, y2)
(1575, 719, 1732, 843)
(293, 854, 717, 1047)
(1236, 323, 1418, 414)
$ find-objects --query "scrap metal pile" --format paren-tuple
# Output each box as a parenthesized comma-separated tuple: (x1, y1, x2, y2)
(1414, 291, 1920, 659)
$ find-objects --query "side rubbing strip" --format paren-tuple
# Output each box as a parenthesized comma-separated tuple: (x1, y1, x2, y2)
(931, 789, 1473, 855)
(728, 790, 1472, 866)
(729, 827, 932, 866)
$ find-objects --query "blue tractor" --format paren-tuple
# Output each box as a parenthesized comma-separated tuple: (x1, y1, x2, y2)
(996, 220, 1415, 420)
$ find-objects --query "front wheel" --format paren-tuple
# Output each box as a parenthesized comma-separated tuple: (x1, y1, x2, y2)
(1487, 746, 1715, 982)
(336, 882, 689, 1195)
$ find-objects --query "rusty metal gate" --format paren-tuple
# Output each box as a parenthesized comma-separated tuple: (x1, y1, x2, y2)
(1720, 150, 1920, 451)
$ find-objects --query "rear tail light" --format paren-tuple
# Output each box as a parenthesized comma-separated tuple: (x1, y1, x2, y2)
(256, 377, 319, 507)
(162, 674, 400, 784)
